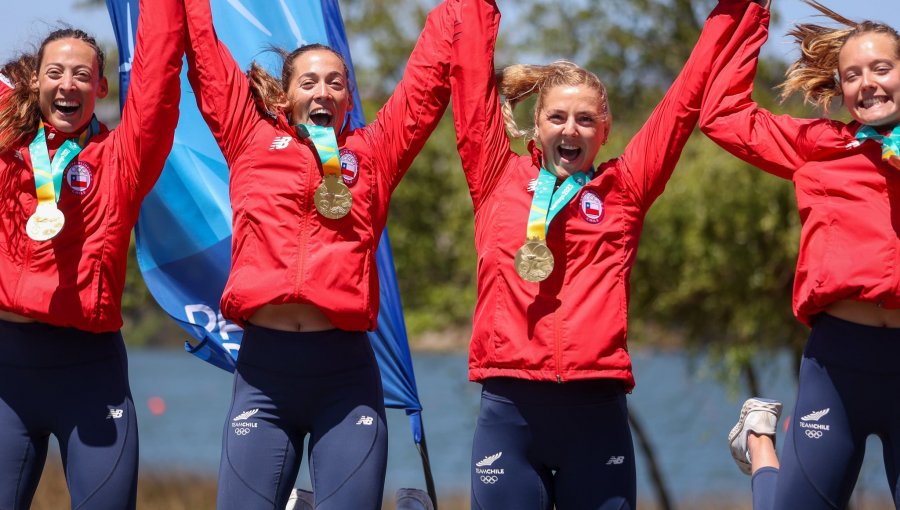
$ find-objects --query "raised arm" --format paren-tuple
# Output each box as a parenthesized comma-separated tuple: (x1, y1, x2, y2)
(450, 0, 514, 209)
(698, 1, 821, 181)
(618, 0, 763, 209)
(183, 0, 260, 166)
(114, 0, 186, 197)
(362, 0, 456, 191)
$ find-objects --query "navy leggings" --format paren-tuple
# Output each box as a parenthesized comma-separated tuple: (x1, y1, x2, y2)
(470, 377, 635, 510)
(752, 314, 900, 509)
(0, 320, 138, 510)
(217, 325, 387, 510)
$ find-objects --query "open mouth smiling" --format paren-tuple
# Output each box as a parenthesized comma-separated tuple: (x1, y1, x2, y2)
(558, 143, 582, 163)
(54, 100, 80, 116)
(309, 107, 334, 127)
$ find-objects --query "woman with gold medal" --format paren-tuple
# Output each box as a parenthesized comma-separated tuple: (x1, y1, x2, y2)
(0, 0, 185, 508)
(450, 0, 769, 507)
(180, 0, 457, 507)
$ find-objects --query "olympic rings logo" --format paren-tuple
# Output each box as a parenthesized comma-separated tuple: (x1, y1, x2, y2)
(480, 476, 498, 484)
(805, 430, 823, 439)
(234, 427, 251, 436)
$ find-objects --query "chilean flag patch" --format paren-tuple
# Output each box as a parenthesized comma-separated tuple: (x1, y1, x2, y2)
(65, 161, 94, 196)
(579, 190, 603, 223)
(340, 148, 360, 187)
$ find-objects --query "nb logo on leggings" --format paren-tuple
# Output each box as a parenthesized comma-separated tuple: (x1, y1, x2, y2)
(606, 456, 626, 465)
(356, 416, 374, 426)
(106, 409, 124, 419)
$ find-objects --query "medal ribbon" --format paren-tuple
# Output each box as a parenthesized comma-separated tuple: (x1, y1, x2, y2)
(28, 117, 99, 204)
(856, 124, 900, 170)
(525, 168, 589, 241)
(299, 124, 342, 178)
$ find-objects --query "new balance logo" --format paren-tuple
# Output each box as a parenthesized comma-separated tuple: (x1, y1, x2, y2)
(107, 409, 124, 419)
(233, 409, 259, 421)
(356, 416, 374, 426)
(476, 452, 502, 467)
(801, 408, 830, 422)
(270, 136, 291, 150)
(606, 456, 626, 465)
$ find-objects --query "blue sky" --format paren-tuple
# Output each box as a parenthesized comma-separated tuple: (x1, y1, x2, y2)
(2, 1, 899, 66)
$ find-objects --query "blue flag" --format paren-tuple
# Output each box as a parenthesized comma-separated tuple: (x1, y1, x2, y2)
(105, 0, 425, 429)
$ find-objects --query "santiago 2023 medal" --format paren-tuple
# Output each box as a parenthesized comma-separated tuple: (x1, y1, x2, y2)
(516, 168, 589, 282)
(25, 118, 98, 241)
(515, 239, 555, 282)
(314, 174, 353, 219)
(26, 203, 65, 241)
(300, 124, 352, 219)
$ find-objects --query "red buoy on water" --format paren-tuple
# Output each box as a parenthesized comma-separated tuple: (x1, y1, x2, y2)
(148, 396, 166, 416)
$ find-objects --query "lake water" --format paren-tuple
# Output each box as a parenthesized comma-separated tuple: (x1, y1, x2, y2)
(111, 348, 894, 505)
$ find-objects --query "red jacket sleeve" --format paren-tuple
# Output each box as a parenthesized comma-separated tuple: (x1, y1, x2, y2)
(114, 0, 186, 198)
(183, 0, 260, 166)
(362, 0, 456, 192)
(618, 0, 762, 209)
(450, 0, 514, 210)
(698, 4, 820, 180)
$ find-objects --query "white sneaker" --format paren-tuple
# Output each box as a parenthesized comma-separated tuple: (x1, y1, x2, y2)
(728, 397, 782, 475)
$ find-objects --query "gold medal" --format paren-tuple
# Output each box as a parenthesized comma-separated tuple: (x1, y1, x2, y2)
(514, 240, 554, 282)
(26, 203, 65, 241)
(314, 174, 352, 219)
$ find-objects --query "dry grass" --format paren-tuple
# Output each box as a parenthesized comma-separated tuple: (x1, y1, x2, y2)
(30, 460, 896, 510)
(30, 458, 468, 510)
(31, 459, 217, 510)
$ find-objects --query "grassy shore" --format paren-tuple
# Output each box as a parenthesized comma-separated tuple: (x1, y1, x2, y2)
(30, 459, 471, 510)
(30, 460, 896, 509)
(29, 462, 727, 510)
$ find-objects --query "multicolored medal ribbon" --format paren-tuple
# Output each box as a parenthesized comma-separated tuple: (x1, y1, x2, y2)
(25, 118, 98, 241)
(298, 124, 352, 219)
(856, 124, 900, 170)
(515, 168, 588, 282)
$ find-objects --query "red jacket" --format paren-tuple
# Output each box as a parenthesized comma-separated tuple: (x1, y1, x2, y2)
(700, 13, 900, 327)
(0, 0, 184, 333)
(452, 0, 764, 387)
(183, 0, 454, 330)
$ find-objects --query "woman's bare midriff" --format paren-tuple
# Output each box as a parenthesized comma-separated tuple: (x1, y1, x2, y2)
(0, 310, 36, 323)
(825, 300, 900, 328)
(248, 303, 335, 332)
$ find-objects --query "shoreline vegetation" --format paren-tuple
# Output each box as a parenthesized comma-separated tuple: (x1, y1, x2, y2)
(32, 456, 897, 510)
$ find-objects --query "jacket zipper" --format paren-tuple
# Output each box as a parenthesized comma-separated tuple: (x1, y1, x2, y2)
(295, 154, 314, 295)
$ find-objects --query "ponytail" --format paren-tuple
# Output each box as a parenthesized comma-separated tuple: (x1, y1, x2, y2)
(247, 61, 287, 115)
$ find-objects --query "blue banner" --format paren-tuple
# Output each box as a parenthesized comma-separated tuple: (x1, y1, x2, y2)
(106, 0, 423, 419)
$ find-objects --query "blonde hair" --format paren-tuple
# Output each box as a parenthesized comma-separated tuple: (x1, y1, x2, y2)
(0, 28, 105, 154)
(247, 44, 351, 118)
(497, 60, 611, 140)
(780, 0, 900, 111)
